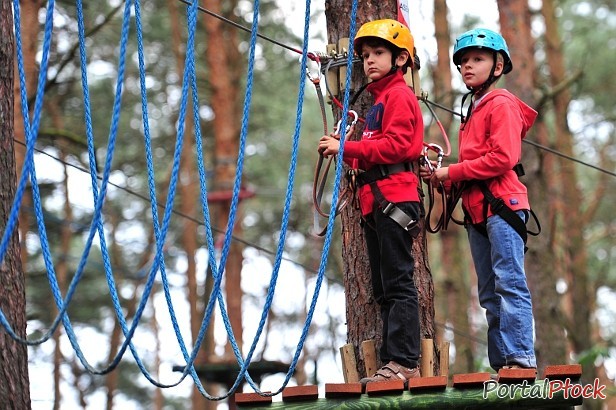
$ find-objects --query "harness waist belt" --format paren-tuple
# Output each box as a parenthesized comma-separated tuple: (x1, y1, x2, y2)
(356, 162, 414, 187)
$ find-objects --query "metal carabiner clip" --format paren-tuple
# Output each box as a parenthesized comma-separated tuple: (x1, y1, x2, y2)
(424, 143, 444, 169)
(333, 110, 359, 137)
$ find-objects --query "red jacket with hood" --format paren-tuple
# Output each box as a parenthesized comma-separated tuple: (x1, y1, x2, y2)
(448, 88, 537, 224)
(342, 70, 424, 216)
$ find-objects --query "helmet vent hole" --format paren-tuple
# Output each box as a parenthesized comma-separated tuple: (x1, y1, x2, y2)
(478, 34, 486, 38)
(393, 32, 399, 39)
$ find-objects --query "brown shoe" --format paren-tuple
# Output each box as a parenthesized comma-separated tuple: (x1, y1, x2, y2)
(359, 361, 420, 386)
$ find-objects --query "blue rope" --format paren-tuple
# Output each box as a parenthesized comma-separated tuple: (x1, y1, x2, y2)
(52, 0, 146, 375)
(188, 0, 269, 399)
(216, 0, 317, 396)
(131, 0, 205, 389)
(0, 0, 59, 343)
(274, 0, 359, 393)
(133, 0, 218, 391)
(0, 0, 360, 400)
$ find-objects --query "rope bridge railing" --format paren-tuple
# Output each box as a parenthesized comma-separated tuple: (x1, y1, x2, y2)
(0, 0, 359, 399)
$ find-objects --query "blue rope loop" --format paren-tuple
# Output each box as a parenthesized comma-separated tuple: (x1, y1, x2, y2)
(0, 0, 359, 400)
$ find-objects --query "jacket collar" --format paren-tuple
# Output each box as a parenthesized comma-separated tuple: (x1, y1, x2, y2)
(366, 69, 406, 98)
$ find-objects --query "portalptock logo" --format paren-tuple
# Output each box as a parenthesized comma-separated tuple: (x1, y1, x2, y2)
(483, 378, 607, 400)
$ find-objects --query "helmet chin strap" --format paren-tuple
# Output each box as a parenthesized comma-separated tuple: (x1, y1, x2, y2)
(461, 51, 500, 125)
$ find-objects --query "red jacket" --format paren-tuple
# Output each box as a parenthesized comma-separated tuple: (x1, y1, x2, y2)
(342, 70, 424, 216)
(448, 89, 537, 224)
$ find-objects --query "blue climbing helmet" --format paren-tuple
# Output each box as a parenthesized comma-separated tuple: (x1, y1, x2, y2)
(452, 28, 512, 74)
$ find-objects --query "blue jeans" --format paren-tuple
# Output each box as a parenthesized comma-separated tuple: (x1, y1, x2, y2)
(363, 201, 421, 369)
(467, 211, 536, 370)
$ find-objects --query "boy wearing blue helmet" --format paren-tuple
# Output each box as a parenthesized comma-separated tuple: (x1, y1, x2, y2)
(425, 28, 538, 372)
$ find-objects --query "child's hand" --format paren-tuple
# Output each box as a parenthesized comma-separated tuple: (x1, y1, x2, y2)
(431, 166, 450, 184)
(419, 162, 435, 182)
(318, 135, 340, 157)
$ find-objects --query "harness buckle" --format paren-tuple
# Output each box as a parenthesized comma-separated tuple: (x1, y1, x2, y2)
(383, 202, 395, 215)
(382, 202, 419, 234)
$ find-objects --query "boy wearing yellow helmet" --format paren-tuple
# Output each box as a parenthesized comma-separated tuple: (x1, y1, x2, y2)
(426, 28, 538, 373)
(319, 19, 424, 385)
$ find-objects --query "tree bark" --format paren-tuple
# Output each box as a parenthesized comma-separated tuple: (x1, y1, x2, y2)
(324, 0, 436, 377)
(496, 0, 568, 376)
(0, 1, 31, 408)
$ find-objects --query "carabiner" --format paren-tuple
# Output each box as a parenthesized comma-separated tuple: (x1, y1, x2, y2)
(333, 110, 359, 137)
(423, 143, 444, 170)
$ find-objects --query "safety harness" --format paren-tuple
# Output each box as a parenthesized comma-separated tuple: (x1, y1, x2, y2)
(308, 46, 449, 238)
(355, 162, 420, 236)
(464, 163, 541, 252)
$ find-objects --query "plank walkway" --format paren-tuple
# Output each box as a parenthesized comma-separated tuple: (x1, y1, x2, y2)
(234, 364, 584, 409)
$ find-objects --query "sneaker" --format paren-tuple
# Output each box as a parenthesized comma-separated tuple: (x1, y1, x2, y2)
(359, 361, 420, 387)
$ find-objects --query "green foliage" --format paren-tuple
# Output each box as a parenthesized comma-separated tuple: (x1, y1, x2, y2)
(558, 0, 616, 289)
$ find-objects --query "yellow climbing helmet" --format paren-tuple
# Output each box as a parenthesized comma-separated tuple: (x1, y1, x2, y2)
(354, 19, 415, 66)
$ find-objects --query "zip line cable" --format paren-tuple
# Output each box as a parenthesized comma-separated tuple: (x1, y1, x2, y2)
(176, 0, 308, 58)
(13, 138, 341, 283)
(180, 0, 616, 180)
(36, 0, 614, 181)
(523, 139, 616, 178)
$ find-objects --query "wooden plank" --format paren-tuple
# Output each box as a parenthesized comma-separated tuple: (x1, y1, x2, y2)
(497, 367, 537, 384)
(235, 391, 272, 406)
(421, 339, 434, 377)
(452, 372, 492, 388)
(361, 339, 378, 378)
(236, 380, 583, 409)
(542, 364, 582, 380)
(408, 375, 448, 392)
(365, 379, 405, 396)
(324, 383, 362, 398)
(339, 343, 359, 383)
(282, 385, 318, 402)
(439, 341, 450, 378)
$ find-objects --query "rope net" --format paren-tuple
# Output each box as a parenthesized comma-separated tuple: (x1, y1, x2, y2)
(0, 0, 359, 399)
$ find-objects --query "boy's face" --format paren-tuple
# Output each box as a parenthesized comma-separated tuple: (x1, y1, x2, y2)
(459, 48, 503, 90)
(360, 44, 405, 81)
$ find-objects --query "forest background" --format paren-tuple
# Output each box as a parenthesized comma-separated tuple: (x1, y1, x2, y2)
(0, 0, 615, 409)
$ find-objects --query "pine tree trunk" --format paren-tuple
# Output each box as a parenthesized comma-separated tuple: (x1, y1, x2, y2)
(324, 0, 436, 377)
(167, 5, 209, 410)
(202, 0, 243, 408)
(0, 1, 31, 407)
(13, 0, 39, 269)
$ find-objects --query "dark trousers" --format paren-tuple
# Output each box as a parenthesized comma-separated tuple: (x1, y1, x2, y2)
(363, 201, 421, 369)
